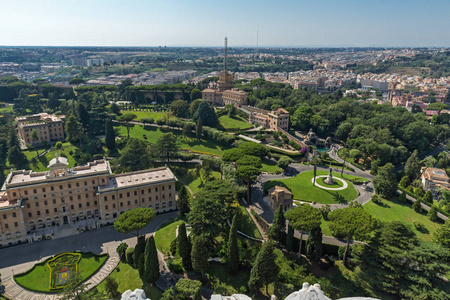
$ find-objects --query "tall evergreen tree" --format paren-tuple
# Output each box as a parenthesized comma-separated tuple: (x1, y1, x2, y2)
(134, 235, 146, 270)
(178, 223, 192, 271)
(286, 224, 294, 252)
(196, 118, 202, 140)
(306, 226, 322, 261)
(177, 185, 190, 217)
(7, 121, 26, 168)
(405, 150, 421, 180)
(248, 241, 280, 295)
(65, 114, 82, 144)
(191, 235, 209, 279)
(76, 103, 90, 133)
(269, 205, 286, 245)
(227, 215, 239, 274)
(144, 235, 160, 283)
(105, 119, 116, 150)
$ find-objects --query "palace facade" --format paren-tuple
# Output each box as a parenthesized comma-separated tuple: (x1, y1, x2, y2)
(16, 113, 65, 146)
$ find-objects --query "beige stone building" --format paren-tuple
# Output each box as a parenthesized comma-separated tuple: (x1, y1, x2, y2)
(249, 108, 290, 131)
(0, 155, 177, 247)
(202, 70, 247, 107)
(421, 167, 450, 196)
(16, 113, 65, 146)
(222, 89, 248, 106)
(267, 185, 293, 212)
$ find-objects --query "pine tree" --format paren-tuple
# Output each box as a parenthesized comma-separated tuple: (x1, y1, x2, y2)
(178, 223, 192, 271)
(144, 236, 160, 283)
(134, 236, 146, 270)
(306, 226, 322, 261)
(248, 241, 280, 295)
(191, 235, 209, 279)
(286, 224, 294, 252)
(105, 119, 116, 150)
(227, 215, 239, 274)
(177, 185, 191, 217)
(269, 205, 286, 245)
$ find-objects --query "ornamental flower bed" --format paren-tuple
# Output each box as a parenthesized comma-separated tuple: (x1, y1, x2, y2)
(47, 252, 82, 290)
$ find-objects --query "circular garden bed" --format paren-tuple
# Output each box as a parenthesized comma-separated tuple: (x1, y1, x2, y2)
(14, 252, 108, 292)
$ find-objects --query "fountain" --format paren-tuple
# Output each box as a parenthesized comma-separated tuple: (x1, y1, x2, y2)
(324, 167, 336, 185)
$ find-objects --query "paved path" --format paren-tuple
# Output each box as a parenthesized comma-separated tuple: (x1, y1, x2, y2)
(0, 212, 177, 299)
(312, 175, 348, 190)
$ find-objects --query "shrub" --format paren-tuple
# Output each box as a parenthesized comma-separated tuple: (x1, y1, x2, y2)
(399, 176, 410, 189)
(170, 238, 178, 256)
(413, 221, 425, 232)
(398, 192, 407, 203)
(423, 191, 433, 204)
(414, 187, 425, 198)
(427, 206, 438, 222)
(116, 242, 128, 260)
(371, 194, 381, 204)
(167, 258, 184, 274)
(126, 247, 135, 266)
(412, 200, 422, 213)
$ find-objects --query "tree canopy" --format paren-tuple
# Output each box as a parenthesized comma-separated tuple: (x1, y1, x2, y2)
(114, 207, 155, 239)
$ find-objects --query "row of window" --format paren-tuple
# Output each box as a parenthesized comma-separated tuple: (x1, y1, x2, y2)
(27, 201, 98, 218)
(104, 196, 172, 210)
(2, 212, 17, 220)
(102, 185, 172, 201)
(12, 179, 105, 197)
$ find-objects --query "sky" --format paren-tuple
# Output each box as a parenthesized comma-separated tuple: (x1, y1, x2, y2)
(0, 0, 449, 47)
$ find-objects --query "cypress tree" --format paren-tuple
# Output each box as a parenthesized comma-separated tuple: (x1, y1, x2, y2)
(196, 118, 202, 140)
(105, 119, 116, 150)
(286, 224, 294, 252)
(248, 241, 279, 295)
(178, 223, 192, 271)
(7, 121, 26, 168)
(177, 186, 191, 217)
(269, 205, 286, 245)
(126, 247, 135, 266)
(134, 236, 146, 269)
(306, 226, 323, 261)
(227, 215, 239, 274)
(144, 235, 160, 283)
(191, 235, 209, 279)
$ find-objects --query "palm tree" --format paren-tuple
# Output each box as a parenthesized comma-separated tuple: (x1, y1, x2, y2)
(340, 148, 349, 177)
(311, 155, 322, 186)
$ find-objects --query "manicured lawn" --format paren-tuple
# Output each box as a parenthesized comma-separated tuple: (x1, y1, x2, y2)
(115, 124, 228, 156)
(120, 110, 174, 121)
(154, 218, 185, 254)
(236, 206, 262, 239)
(21, 142, 78, 172)
(261, 158, 282, 174)
(177, 166, 221, 194)
(95, 262, 163, 299)
(14, 252, 108, 292)
(265, 170, 359, 204)
(362, 198, 441, 241)
(0, 104, 13, 114)
(207, 262, 250, 294)
(218, 115, 252, 130)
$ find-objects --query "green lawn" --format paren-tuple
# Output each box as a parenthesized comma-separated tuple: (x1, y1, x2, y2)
(265, 170, 359, 204)
(20, 142, 78, 172)
(154, 218, 185, 254)
(207, 262, 250, 294)
(0, 104, 13, 114)
(177, 166, 221, 194)
(120, 110, 174, 121)
(261, 158, 283, 174)
(116, 124, 228, 156)
(218, 115, 252, 130)
(95, 262, 163, 299)
(236, 206, 262, 239)
(14, 252, 108, 293)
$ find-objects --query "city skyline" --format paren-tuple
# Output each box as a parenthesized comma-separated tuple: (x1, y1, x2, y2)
(0, 0, 449, 47)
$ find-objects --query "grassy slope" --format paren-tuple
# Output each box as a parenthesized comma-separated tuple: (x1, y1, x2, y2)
(116, 124, 228, 156)
(14, 253, 108, 292)
(120, 110, 173, 121)
(236, 205, 262, 239)
(261, 158, 282, 174)
(95, 262, 163, 300)
(218, 115, 252, 130)
(265, 170, 360, 204)
(154, 219, 184, 254)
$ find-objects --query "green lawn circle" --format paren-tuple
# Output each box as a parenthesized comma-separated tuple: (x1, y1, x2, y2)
(317, 176, 344, 187)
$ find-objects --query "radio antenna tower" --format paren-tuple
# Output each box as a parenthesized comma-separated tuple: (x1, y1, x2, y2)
(224, 36, 228, 72)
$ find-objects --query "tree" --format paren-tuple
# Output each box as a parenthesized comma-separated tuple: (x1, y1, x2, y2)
(125, 247, 135, 265)
(306, 226, 322, 261)
(118, 112, 137, 138)
(373, 163, 398, 199)
(104, 277, 120, 299)
(269, 205, 286, 245)
(105, 119, 116, 150)
(114, 207, 155, 241)
(196, 118, 202, 140)
(427, 206, 438, 221)
(77, 103, 90, 133)
(405, 150, 421, 180)
(238, 142, 268, 158)
(7, 122, 27, 168)
(30, 129, 39, 155)
(236, 155, 262, 169)
(194, 101, 218, 127)
(155, 133, 179, 164)
(285, 205, 321, 258)
(412, 199, 422, 213)
(286, 224, 294, 252)
(134, 235, 146, 271)
(177, 185, 190, 217)
(189, 99, 203, 117)
(116, 138, 153, 172)
(116, 242, 128, 260)
(340, 148, 349, 177)
(423, 190, 433, 204)
(433, 219, 450, 249)
(190, 88, 202, 101)
(170, 100, 189, 118)
(175, 278, 202, 300)
(277, 156, 293, 172)
(248, 241, 280, 295)
(328, 207, 376, 266)
(178, 223, 192, 271)
(69, 78, 85, 87)
(310, 155, 322, 186)
(143, 235, 160, 283)
(65, 114, 82, 145)
(235, 165, 260, 204)
(191, 235, 209, 279)
(399, 175, 410, 189)
(227, 215, 239, 274)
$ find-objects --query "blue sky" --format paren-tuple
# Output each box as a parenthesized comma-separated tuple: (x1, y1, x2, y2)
(0, 0, 449, 47)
